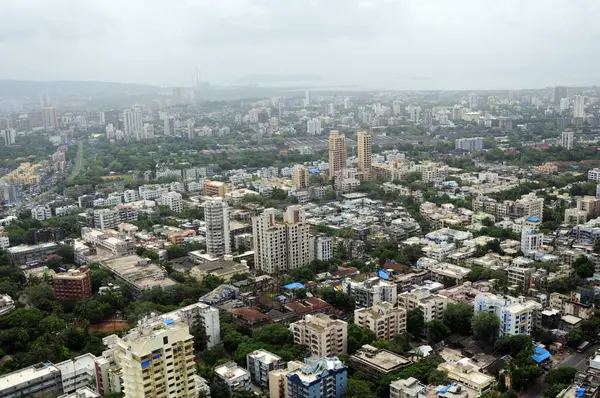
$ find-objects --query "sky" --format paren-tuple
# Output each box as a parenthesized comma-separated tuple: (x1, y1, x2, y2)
(0, 0, 599, 90)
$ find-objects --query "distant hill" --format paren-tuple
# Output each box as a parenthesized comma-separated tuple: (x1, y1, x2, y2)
(0, 79, 161, 98)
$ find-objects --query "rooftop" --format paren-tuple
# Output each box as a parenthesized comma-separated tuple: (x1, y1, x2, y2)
(0, 363, 60, 391)
(101, 255, 177, 291)
(350, 345, 412, 374)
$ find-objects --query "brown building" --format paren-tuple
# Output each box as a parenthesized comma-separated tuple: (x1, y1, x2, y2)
(52, 266, 92, 299)
(203, 179, 229, 198)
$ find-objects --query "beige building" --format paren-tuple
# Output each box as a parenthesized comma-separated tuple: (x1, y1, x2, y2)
(564, 208, 589, 225)
(291, 164, 309, 189)
(290, 314, 347, 357)
(252, 206, 314, 275)
(577, 196, 600, 218)
(268, 361, 304, 398)
(390, 377, 428, 398)
(354, 302, 406, 340)
(438, 359, 494, 395)
(357, 131, 372, 173)
(349, 345, 411, 378)
(100, 319, 197, 398)
(203, 179, 229, 198)
(398, 288, 448, 322)
(328, 130, 347, 180)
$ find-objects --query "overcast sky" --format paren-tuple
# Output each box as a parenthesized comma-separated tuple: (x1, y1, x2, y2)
(0, 0, 598, 90)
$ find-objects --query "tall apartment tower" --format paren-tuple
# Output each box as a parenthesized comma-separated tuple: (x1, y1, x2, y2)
(573, 95, 585, 118)
(252, 206, 314, 275)
(101, 319, 197, 398)
(204, 197, 231, 257)
(357, 131, 372, 173)
(43, 107, 59, 129)
(328, 130, 347, 180)
(291, 164, 309, 189)
(123, 108, 143, 136)
(560, 130, 574, 150)
(290, 314, 348, 357)
(554, 86, 568, 104)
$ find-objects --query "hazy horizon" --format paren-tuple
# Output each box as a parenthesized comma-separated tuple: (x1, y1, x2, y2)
(1, 0, 599, 90)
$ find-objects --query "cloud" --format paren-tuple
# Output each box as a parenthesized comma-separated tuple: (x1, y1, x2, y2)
(0, 0, 598, 89)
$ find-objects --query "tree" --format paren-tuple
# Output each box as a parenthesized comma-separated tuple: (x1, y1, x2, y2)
(407, 308, 425, 340)
(566, 328, 585, 347)
(573, 256, 595, 279)
(344, 379, 376, 398)
(472, 312, 500, 343)
(427, 369, 450, 385)
(348, 324, 376, 354)
(495, 335, 533, 356)
(443, 302, 474, 335)
(39, 315, 67, 334)
(166, 245, 186, 260)
(253, 323, 293, 346)
(545, 367, 577, 385)
(426, 320, 451, 345)
(232, 390, 256, 398)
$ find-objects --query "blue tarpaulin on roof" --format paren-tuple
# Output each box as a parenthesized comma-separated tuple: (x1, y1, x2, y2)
(164, 319, 175, 325)
(308, 169, 320, 174)
(532, 345, 551, 363)
(577, 387, 585, 397)
(378, 269, 390, 280)
(141, 360, 151, 369)
(283, 282, 305, 290)
(439, 385, 451, 393)
(527, 216, 540, 222)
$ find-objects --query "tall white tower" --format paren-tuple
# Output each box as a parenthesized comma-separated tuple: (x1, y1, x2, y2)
(205, 197, 231, 257)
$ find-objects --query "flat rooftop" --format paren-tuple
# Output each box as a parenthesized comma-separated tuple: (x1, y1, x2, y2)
(351, 345, 412, 373)
(0, 363, 60, 391)
(102, 255, 177, 290)
(7, 242, 58, 253)
(248, 349, 282, 365)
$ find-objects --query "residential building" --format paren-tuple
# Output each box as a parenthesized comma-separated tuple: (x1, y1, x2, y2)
(427, 263, 470, 285)
(455, 137, 483, 152)
(123, 108, 143, 137)
(252, 206, 314, 275)
(573, 95, 585, 118)
(357, 131, 372, 173)
(342, 277, 397, 308)
(521, 228, 543, 255)
(307, 118, 322, 135)
(350, 345, 411, 378)
(204, 197, 231, 257)
(214, 362, 251, 395)
(1, 128, 16, 146)
(286, 357, 347, 398)
(93, 208, 121, 230)
(247, 349, 284, 388)
(398, 288, 448, 322)
(290, 314, 348, 357)
(329, 131, 347, 180)
(100, 255, 177, 298)
(561, 130, 574, 149)
(0, 363, 63, 398)
(437, 360, 494, 395)
(390, 377, 428, 398)
(100, 318, 197, 398)
(554, 86, 568, 104)
(577, 196, 600, 218)
(54, 354, 98, 397)
(292, 164, 309, 189)
(31, 205, 52, 221)
(354, 302, 407, 340)
(269, 361, 304, 398)
(43, 106, 59, 129)
(7, 242, 58, 268)
(159, 192, 183, 213)
(57, 387, 100, 398)
(0, 294, 15, 316)
(313, 235, 333, 261)
(203, 179, 229, 198)
(52, 266, 93, 299)
(164, 117, 175, 136)
(564, 208, 588, 225)
(474, 293, 541, 336)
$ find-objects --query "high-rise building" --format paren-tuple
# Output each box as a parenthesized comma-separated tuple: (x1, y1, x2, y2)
(43, 106, 59, 129)
(252, 206, 314, 275)
(159, 192, 183, 213)
(342, 277, 397, 309)
(1, 128, 16, 145)
(313, 235, 333, 261)
(186, 119, 195, 139)
(52, 266, 93, 299)
(143, 123, 154, 139)
(560, 130, 574, 150)
(328, 131, 347, 180)
(468, 93, 478, 110)
(100, 319, 197, 398)
(455, 137, 484, 152)
(285, 357, 348, 398)
(307, 118, 322, 135)
(304, 90, 311, 106)
(357, 131, 372, 173)
(573, 95, 585, 118)
(554, 86, 568, 104)
(204, 197, 231, 257)
(354, 302, 407, 340)
(103, 110, 120, 129)
(521, 227, 543, 255)
(164, 117, 175, 136)
(290, 314, 347, 357)
(291, 164, 309, 189)
(123, 108, 143, 136)
(247, 349, 284, 388)
(474, 293, 541, 336)
(392, 101, 402, 115)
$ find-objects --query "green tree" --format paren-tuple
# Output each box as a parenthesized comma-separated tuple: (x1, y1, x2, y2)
(545, 367, 577, 385)
(472, 312, 500, 343)
(573, 256, 595, 278)
(344, 379, 376, 398)
(566, 328, 585, 347)
(39, 315, 67, 334)
(407, 308, 425, 340)
(443, 302, 474, 335)
(348, 324, 376, 354)
(166, 245, 187, 260)
(426, 320, 451, 345)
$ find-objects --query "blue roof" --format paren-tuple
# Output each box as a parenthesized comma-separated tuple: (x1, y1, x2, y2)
(309, 168, 320, 174)
(527, 216, 540, 222)
(577, 387, 585, 397)
(439, 385, 451, 393)
(532, 345, 551, 363)
(283, 282, 305, 290)
(378, 269, 390, 280)
(164, 319, 175, 325)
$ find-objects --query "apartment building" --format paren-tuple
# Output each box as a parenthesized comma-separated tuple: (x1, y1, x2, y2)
(203, 179, 229, 198)
(357, 131, 372, 173)
(588, 168, 600, 183)
(252, 206, 314, 275)
(455, 137, 484, 152)
(100, 319, 197, 398)
(472, 193, 544, 221)
(521, 228, 543, 255)
(214, 362, 252, 395)
(7, 242, 58, 268)
(247, 349, 284, 388)
(342, 277, 397, 309)
(474, 293, 542, 336)
(31, 205, 52, 221)
(204, 197, 231, 257)
(577, 196, 600, 218)
(269, 361, 305, 398)
(328, 130, 347, 180)
(159, 192, 183, 213)
(564, 208, 588, 225)
(398, 288, 448, 322)
(0, 363, 63, 398)
(53, 266, 93, 299)
(292, 164, 309, 189)
(93, 208, 121, 230)
(313, 235, 333, 261)
(349, 345, 411, 378)
(354, 302, 407, 340)
(286, 357, 347, 398)
(290, 314, 348, 357)
(390, 377, 428, 398)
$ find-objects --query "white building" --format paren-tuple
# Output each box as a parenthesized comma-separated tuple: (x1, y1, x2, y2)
(560, 130, 574, 150)
(313, 235, 333, 261)
(0, 294, 15, 316)
(399, 288, 448, 322)
(246, 349, 284, 388)
(31, 205, 52, 221)
(214, 362, 251, 395)
(455, 137, 483, 152)
(159, 192, 183, 213)
(474, 293, 541, 336)
(343, 277, 397, 309)
(521, 227, 543, 255)
(573, 95, 585, 118)
(123, 189, 139, 203)
(204, 197, 231, 257)
(589, 168, 600, 183)
(307, 118, 322, 135)
(354, 302, 407, 340)
(390, 377, 428, 398)
(290, 314, 347, 357)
